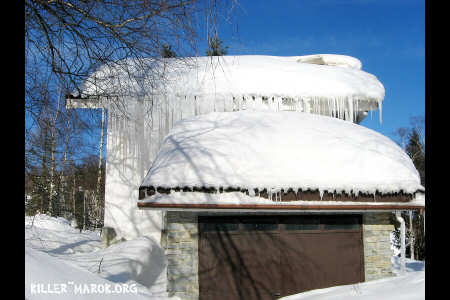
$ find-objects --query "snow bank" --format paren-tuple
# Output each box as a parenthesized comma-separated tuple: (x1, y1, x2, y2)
(277, 247, 425, 300)
(25, 214, 174, 299)
(279, 270, 424, 300)
(25, 246, 160, 300)
(392, 256, 425, 274)
(25, 214, 102, 255)
(140, 111, 422, 197)
(60, 236, 168, 296)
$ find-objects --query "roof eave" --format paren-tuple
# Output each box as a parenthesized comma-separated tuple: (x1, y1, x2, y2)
(137, 202, 424, 212)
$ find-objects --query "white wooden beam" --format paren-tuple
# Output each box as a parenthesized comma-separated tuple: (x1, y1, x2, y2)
(395, 211, 406, 273)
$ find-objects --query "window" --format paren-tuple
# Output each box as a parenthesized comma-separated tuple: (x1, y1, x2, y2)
(322, 215, 360, 230)
(283, 216, 320, 230)
(202, 222, 239, 232)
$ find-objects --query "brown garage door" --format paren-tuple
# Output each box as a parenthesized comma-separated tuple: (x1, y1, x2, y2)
(199, 215, 364, 300)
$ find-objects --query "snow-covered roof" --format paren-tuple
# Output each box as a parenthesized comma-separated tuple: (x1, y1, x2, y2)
(140, 111, 423, 199)
(76, 55, 384, 108)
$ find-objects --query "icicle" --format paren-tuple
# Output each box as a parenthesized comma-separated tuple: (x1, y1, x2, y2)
(348, 96, 354, 123)
(304, 99, 311, 114)
(378, 100, 383, 124)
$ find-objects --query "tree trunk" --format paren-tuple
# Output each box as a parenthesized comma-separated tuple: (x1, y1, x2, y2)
(72, 176, 76, 218)
(83, 190, 86, 231)
(49, 87, 62, 216)
(60, 109, 71, 218)
(40, 125, 48, 213)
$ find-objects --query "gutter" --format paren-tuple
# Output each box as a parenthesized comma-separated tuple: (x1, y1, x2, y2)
(137, 202, 424, 211)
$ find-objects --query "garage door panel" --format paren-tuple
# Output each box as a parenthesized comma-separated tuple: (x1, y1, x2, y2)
(238, 232, 280, 300)
(199, 232, 242, 300)
(280, 231, 363, 296)
(199, 215, 363, 300)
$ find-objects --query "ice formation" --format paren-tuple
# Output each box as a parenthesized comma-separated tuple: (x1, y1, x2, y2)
(140, 111, 423, 197)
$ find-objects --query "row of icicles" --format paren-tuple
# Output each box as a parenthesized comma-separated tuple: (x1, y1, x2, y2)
(105, 94, 382, 177)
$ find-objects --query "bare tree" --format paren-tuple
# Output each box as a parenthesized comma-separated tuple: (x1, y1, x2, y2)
(25, 0, 238, 98)
(25, 0, 239, 224)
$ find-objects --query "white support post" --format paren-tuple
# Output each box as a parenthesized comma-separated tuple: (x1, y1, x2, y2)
(409, 210, 415, 260)
(395, 211, 406, 273)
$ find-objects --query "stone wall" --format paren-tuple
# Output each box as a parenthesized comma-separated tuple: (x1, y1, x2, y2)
(362, 212, 395, 281)
(161, 212, 199, 300)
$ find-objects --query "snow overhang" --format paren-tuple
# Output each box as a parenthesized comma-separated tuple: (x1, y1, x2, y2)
(296, 54, 363, 69)
(73, 55, 384, 121)
(138, 111, 423, 209)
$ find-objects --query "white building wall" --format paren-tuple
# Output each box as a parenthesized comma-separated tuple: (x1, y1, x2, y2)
(103, 95, 231, 241)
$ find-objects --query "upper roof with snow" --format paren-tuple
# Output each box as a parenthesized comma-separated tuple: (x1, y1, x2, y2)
(140, 111, 423, 201)
(76, 54, 384, 105)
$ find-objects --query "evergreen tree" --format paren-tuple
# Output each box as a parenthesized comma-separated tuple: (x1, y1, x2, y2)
(406, 129, 425, 185)
(392, 121, 425, 261)
(206, 36, 229, 56)
(161, 45, 177, 58)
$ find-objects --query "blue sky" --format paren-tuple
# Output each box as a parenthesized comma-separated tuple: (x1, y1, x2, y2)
(212, 0, 424, 141)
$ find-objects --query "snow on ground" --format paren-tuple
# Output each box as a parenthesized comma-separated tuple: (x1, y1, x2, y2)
(280, 257, 425, 300)
(25, 214, 102, 255)
(25, 214, 177, 300)
(391, 255, 425, 274)
(141, 111, 423, 197)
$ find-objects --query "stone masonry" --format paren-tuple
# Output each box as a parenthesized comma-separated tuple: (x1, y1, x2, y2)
(161, 212, 199, 300)
(362, 212, 395, 281)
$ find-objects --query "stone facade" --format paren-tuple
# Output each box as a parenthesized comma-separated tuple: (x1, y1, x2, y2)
(362, 212, 395, 281)
(162, 212, 395, 299)
(161, 212, 199, 300)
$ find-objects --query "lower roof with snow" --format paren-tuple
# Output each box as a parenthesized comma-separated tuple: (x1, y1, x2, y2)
(139, 111, 423, 208)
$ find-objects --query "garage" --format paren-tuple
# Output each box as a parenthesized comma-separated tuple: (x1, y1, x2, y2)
(198, 215, 364, 300)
